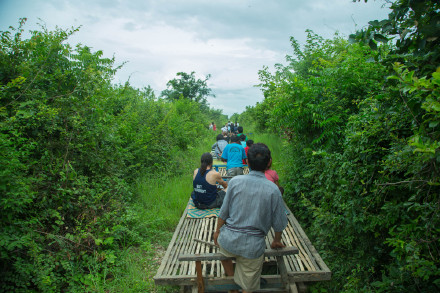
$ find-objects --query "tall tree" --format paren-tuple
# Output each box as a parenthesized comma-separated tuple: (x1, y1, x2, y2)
(351, 0, 440, 75)
(160, 71, 214, 108)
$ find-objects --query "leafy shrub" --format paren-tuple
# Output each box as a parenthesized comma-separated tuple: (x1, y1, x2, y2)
(0, 19, 212, 291)
(247, 27, 440, 292)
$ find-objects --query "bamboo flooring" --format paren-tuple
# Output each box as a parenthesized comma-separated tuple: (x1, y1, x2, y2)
(154, 198, 331, 288)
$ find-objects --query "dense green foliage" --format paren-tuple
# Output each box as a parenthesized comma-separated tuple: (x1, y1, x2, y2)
(351, 0, 439, 76)
(161, 71, 213, 110)
(0, 19, 218, 292)
(239, 3, 440, 291)
(160, 71, 228, 128)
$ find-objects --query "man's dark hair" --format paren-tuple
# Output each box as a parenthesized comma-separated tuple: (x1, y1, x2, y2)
(230, 135, 240, 143)
(246, 139, 254, 147)
(247, 143, 271, 171)
(237, 126, 243, 133)
(239, 134, 246, 141)
(200, 152, 213, 176)
(216, 134, 224, 141)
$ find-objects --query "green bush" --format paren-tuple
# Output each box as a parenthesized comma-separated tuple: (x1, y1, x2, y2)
(0, 19, 212, 291)
(246, 27, 440, 292)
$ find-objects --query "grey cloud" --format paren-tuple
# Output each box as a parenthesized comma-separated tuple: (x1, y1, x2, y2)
(1, 0, 391, 117)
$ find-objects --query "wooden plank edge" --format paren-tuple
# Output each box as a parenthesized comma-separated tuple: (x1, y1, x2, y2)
(154, 198, 191, 279)
(283, 201, 332, 273)
(178, 246, 299, 261)
(154, 271, 332, 286)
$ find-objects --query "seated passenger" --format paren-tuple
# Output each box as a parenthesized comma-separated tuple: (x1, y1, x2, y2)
(243, 139, 253, 165)
(221, 124, 228, 133)
(221, 135, 247, 177)
(236, 126, 247, 141)
(239, 134, 247, 148)
(192, 153, 228, 209)
(222, 130, 231, 143)
(265, 158, 284, 195)
(212, 134, 228, 160)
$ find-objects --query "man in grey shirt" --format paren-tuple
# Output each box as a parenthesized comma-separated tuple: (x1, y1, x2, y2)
(212, 133, 228, 160)
(214, 143, 287, 293)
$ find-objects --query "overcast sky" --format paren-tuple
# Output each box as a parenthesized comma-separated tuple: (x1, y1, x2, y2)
(0, 0, 391, 117)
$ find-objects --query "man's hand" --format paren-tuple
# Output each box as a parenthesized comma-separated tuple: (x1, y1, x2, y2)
(213, 230, 220, 246)
(270, 240, 285, 249)
(214, 217, 226, 246)
(271, 231, 285, 249)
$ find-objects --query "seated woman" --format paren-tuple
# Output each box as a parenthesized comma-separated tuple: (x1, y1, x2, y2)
(192, 153, 228, 209)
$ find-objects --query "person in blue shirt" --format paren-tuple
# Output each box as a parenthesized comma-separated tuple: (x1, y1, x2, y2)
(221, 135, 247, 177)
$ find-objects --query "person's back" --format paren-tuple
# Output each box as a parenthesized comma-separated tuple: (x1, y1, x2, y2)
(212, 134, 228, 159)
(236, 126, 247, 141)
(214, 143, 287, 293)
(221, 135, 247, 176)
(223, 131, 230, 143)
(192, 153, 228, 209)
(193, 168, 217, 206)
(239, 134, 247, 148)
(218, 172, 284, 256)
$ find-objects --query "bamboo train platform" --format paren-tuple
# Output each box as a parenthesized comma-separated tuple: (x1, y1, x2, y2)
(154, 166, 331, 292)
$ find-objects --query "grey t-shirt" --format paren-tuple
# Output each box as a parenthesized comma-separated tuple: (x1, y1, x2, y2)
(212, 140, 228, 157)
(218, 170, 287, 259)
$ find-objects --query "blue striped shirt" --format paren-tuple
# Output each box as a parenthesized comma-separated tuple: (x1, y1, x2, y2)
(218, 171, 288, 259)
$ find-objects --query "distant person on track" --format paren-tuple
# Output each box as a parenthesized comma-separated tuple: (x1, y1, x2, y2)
(222, 130, 230, 143)
(212, 133, 228, 160)
(237, 126, 247, 141)
(192, 153, 228, 209)
(213, 123, 216, 131)
(233, 122, 238, 134)
(221, 123, 228, 133)
(239, 134, 247, 148)
(221, 135, 247, 177)
(214, 143, 287, 293)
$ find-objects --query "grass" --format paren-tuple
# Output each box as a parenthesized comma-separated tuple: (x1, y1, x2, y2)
(135, 136, 214, 241)
(124, 136, 214, 292)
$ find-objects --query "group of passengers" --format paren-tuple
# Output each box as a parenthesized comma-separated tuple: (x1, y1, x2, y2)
(194, 125, 283, 208)
(220, 121, 240, 134)
(190, 125, 286, 293)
